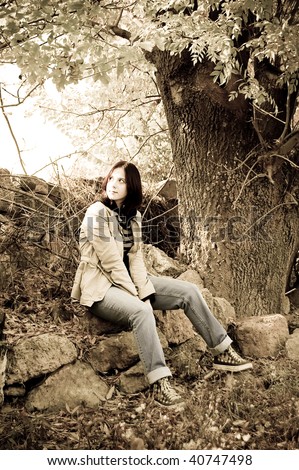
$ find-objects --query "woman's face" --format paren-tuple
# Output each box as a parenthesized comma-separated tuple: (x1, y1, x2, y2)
(106, 166, 128, 207)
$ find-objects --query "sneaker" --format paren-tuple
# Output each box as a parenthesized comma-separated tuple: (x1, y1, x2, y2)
(213, 346, 253, 372)
(153, 377, 185, 406)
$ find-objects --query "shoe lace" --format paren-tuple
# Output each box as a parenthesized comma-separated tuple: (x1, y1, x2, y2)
(227, 346, 243, 362)
(159, 378, 180, 401)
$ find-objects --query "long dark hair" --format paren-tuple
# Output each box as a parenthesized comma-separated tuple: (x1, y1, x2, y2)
(101, 160, 143, 215)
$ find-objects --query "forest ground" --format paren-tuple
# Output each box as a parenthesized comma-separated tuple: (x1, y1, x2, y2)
(0, 272, 298, 451)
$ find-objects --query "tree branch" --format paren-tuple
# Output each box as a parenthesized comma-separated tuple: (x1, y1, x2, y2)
(0, 85, 27, 175)
(0, 82, 41, 108)
(278, 82, 292, 143)
(110, 25, 132, 41)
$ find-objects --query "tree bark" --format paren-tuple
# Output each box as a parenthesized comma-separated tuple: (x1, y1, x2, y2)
(147, 49, 299, 317)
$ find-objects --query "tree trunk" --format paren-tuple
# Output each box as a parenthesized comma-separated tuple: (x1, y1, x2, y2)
(148, 49, 299, 317)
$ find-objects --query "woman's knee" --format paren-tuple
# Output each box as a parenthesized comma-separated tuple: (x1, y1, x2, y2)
(129, 304, 155, 329)
(178, 280, 199, 299)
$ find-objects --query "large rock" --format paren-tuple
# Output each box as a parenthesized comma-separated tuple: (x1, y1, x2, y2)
(235, 314, 289, 358)
(0, 169, 13, 213)
(154, 310, 195, 345)
(26, 360, 109, 411)
(285, 329, 299, 361)
(199, 287, 236, 330)
(79, 310, 124, 335)
(87, 329, 168, 373)
(289, 288, 299, 308)
(142, 244, 186, 277)
(154, 179, 177, 200)
(11, 191, 56, 227)
(170, 336, 207, 379)
(118, 362, 148, 394)
(178, 269, 205, 289)
(286, 309, 299, 332)
(6, 333, 77, 385)
(47, 183, 63, 205)
(87, 331, 139, 373)
(10, 190, 35, 219)
(212, 297, 236, 329)
(18, 175, 49, 194)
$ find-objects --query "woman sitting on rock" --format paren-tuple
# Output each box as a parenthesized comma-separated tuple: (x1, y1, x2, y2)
(71, 160, 252, 407)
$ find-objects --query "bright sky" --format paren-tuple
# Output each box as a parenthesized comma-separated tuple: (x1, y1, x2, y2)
(0, 65, 76, 182)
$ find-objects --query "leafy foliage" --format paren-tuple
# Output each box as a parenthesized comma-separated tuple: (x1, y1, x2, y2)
(30, 66, 172, 181)
(140, 1, 299, 109)
(0, 1, 141, 87)
(1, 1, 298, 112)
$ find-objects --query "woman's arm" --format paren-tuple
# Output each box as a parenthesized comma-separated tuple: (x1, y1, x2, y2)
(82, 202, 138, 296)
(128, 214, 156, 300)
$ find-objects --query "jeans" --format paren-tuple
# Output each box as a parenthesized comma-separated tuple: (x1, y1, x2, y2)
(90, 276, 232, 384)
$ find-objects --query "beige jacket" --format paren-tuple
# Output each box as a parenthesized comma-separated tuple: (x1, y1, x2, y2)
(71, 201, 155, 306)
